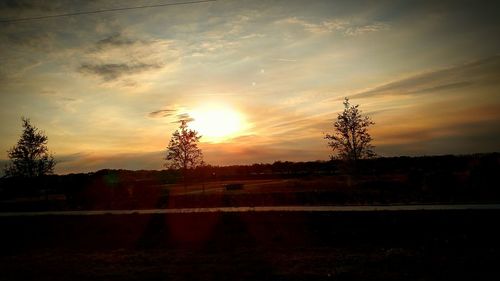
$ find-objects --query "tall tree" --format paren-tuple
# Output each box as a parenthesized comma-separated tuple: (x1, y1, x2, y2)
(325, 98, 375, 163)
(5, 117, 55, 177)
(165, 119, 203, 186)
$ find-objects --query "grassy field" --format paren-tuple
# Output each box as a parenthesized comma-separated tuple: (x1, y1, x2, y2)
(3, 153, 499, 211)
(1, 210, 499, 280)
(6, 173, 496, 212)
(119, 175, 500, 209)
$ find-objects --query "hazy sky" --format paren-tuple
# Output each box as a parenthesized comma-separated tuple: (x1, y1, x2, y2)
(1, 0, 499, 174)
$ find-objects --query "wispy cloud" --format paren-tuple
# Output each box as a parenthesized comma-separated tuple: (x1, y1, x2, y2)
(79, 62, 164, 81)
(271, 58, 298, 62)
(375, 119, 500, 156)
(174, 113, 194, 123)
(344, 22, 390, 36)
(4, 31, 55, 50)
(94, 33, 142, 48)
(0, 56, 41, 82)
(78, 33, 177, 86)
(351, 55, 500, 99)
(277, 17, 389, 36)
(371, 101, 500, 155)
(148, 109, 176, 118)
(0, 0, 59, 12)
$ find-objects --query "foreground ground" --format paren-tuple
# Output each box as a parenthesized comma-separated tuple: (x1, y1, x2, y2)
(1, 209, 499, 280)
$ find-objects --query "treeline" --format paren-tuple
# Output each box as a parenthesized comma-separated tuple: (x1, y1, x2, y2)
(1, 153, 499, 193)
(0, 153, 499, 210)
(0, 160, 337, 199)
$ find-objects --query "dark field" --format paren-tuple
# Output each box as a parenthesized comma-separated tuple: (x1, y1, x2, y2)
(2, 174, 500, 211)
(3, 154, 500, 211)
(1, 155, 499, 280)
(1, 210, 500, 281)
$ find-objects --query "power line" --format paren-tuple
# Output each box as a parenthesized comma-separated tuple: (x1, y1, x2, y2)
(0, 0, 216, 23)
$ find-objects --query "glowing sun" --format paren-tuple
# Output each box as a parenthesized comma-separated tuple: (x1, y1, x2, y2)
(189, 105, 246, 142)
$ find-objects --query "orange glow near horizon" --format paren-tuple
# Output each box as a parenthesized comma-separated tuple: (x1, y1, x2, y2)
(189, 104, 248, 143)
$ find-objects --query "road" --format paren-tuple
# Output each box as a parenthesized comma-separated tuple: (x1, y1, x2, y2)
(1, 203, 500, 216)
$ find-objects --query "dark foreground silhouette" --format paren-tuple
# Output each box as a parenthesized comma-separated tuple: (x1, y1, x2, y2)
(1, 153, 499, 280)
(1, 209, 499, 280)
(1, 153, 499, 211)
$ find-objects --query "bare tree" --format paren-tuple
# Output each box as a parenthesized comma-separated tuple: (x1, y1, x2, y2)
(165, 119, 203, 187)
(325, 98, 375, 164)
(5, 117, 55, 177)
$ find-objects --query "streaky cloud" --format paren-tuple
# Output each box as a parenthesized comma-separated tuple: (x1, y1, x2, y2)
(351, 55, 500, 99)
(148, 109, 176, 118)
(277, 16, 390, 36)
(271, 58, 298, 62)
(375, 119, 500, 156)
(95, 33, 139, 48)
(79, 62, 164, 81)
(0, 0, 58, 11)
(174, 113, 194, 123)
(5, 31, 55, 50)
(78, 33, 173, 84)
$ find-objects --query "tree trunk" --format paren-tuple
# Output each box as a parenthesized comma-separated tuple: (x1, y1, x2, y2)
(183, 168, 187, 190)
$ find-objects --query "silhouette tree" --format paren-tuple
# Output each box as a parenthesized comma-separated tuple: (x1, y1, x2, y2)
(165, 119, 203, 187)
(325, 98, 375, 164)
(5, 117, 55, 177)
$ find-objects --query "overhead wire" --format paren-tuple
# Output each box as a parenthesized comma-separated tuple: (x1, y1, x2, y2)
(0, 0, 216, 23)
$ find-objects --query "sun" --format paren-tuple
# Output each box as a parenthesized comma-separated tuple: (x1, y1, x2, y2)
(189, 105, 246, 142)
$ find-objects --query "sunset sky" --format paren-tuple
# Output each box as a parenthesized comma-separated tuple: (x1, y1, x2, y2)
(1, 0, 499, 174)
